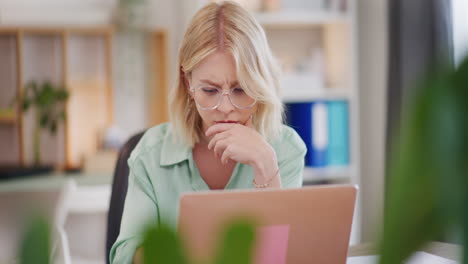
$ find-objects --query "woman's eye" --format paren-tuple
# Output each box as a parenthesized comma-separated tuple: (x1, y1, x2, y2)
(232, 88, 245, 94)
(201, 87, 219, 94)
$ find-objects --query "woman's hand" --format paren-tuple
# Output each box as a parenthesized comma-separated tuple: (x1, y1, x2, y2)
(205, 117, 281, 186)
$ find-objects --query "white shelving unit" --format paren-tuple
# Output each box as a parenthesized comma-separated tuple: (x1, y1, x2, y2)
(281, 87, 352, 103)
(303, 166, 354, 183)
(255, 10, 349, 27)
(253, 1, 361, 244)
(255, 7, 359, 183)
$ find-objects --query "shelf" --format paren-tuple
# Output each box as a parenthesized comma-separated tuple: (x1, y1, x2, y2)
(0, 110, 17, 125)
(0, 116, 16, 125)
(302, 166, 352, 183)
(0, 26, 114, 168)
(255, 10, 349, 28)
(0, 172, 112, 213)
(281, 88, 351, 102)
(0, 7, 111, 27)
(280, 73, 351, 102)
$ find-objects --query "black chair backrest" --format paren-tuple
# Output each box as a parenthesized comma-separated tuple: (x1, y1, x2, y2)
(106, 131, 145, 264)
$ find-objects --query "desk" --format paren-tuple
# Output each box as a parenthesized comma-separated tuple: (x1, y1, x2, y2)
(348, 242, 461, 260)
(0, 172, 112, 213)
(0, 173, 112, 263)
(0, 172, 112, 190)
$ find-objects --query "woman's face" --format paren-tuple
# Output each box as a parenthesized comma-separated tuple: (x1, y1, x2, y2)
(188, 51, 258, 138)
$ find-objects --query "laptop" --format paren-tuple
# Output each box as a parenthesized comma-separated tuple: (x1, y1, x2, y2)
(178, 184, 357, 264)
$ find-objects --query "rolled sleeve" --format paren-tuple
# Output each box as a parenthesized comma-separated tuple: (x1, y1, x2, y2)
(109, 235, 143, 264)
(279, 147, 307, 188)
(276, 126, 307, 188)
(109, 158, 159, 264)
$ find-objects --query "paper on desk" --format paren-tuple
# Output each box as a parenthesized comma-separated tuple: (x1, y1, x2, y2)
(347, 251, 458, 264)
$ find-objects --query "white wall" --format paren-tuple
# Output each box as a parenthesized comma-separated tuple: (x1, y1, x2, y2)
(355, 0, 468, 244)
(147, 0, 182, 88)
(356, 0, 388, 243)
(453, 0, 468, 65)
(112, 0, 182, 137)
(0, 0, 115, 25)
(113, 31, 151, 137)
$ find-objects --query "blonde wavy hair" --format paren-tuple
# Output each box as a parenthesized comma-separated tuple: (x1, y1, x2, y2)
(169, 1, 283, 147)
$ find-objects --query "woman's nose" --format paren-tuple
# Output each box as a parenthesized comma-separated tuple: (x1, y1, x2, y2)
(217, 94, 235, 113)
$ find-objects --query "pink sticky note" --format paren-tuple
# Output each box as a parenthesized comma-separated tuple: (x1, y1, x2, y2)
(254, 225, 290, 264)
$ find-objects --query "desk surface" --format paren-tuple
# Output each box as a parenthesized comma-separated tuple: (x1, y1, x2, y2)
(0, 172, 112, 192)
(348, 242, 461, 260)
(1, 175, 463, 260)
(0, 173, 113, 213)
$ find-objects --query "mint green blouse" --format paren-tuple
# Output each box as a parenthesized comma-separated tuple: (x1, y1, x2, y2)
(109, 123, 307, 264)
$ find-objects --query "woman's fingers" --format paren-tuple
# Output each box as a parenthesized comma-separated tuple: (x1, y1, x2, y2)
(213, 138, 230, 159)
(207, 122, 257, 165)
(221, 145, 232, 165)
(208, 130, 230, 150)
(205, 123, 236, 137)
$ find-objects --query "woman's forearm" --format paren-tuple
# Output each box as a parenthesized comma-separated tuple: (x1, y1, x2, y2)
(254, 156, 281, 188)
(252, 149, 282, 189)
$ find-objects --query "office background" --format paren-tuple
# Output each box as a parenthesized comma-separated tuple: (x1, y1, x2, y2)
(0, 0, 467, 263)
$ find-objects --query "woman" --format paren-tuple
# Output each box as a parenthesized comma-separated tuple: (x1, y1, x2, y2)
(110, 1, 307, 263)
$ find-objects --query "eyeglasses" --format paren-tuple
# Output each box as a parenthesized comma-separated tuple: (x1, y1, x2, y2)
(190, 86, 256, 111)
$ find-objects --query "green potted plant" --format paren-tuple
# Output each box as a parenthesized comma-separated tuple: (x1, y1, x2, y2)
(17, 217, 256, 264)
(21, 81, 69, 167)
(18, 215, 51, 264)
(378, 56, 468, 263)
(142, 219, 256, 264)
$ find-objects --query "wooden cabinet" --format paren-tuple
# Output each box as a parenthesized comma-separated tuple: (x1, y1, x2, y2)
(65, 29, 113, 169)
(149, 30, 170, 126)
(0, 29, 22, 165)
(0, 27, 113, 170)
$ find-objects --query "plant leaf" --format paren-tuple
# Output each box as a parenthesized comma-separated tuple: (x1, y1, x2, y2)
(379, 60, 467, 263)
(213, 219, 256, 264)
(22, 100, 31, 111)
(50, 121, 57, 134)
(30, 81, 39, 98)
(19, 215, 51, 264)
(59, 111, 66, 121)
(40, 113, 49, 127)
(56, 88, 70, 101)
(143, 223, 189, 264)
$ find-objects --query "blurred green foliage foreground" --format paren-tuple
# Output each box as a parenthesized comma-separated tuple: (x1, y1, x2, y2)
(379, 56, 468, 264)
(142, 220, 256, 264)
(19, 215, 51, 264)
(19, 217, 256, 264)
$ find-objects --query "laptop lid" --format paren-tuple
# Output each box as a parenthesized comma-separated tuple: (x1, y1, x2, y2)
(178, 184, 357, 264)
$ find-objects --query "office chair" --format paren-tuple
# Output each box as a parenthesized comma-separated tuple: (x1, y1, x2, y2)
(106, 131, 146, 264)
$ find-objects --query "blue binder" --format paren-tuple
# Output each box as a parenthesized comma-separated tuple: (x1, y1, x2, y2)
(286, 101, 328, 167)
(327, 100, 349, 166)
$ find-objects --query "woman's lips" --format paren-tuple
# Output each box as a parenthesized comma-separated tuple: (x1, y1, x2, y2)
(215, 120, 239, 124)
